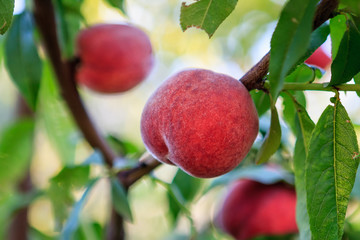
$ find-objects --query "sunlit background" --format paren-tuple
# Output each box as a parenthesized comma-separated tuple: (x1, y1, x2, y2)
(1, 0, 360, 239)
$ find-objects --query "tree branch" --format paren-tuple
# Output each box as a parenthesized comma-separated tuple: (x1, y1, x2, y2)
(33, 0, 117, 166)
(240, 0, 339, 91)
(118, 153, 161, 188)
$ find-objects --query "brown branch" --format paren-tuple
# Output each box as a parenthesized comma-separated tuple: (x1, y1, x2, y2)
(118, 153, 161, 188)
(241, 0, 339, 91)
(106, 209, 126, 240)
(32, 0, 117, 166)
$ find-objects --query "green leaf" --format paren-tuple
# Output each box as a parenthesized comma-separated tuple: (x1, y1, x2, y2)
(340, 0, 360, 14)
(255, 105, 281, 164)
(268, 0, 319, 98)
(0, 119, 34, 190)
(285, 64, 316, 84)
(282, 91, 305, 134)
(105, 0, 126, 14)
(180, 0, 238, 38)
(250, 91, 270, 117)
(110, 178, 133, 222)
(4, 11, 43, 110)
(168, 170, 202, 221)
(73, 221, 104, 240)
(354, 72, 360, 98)
(54, 0, 84, 57)
(39, 61, 78, 165)
(48, 164, 90, 228)
(0, 0, 14, 34)
(205, 165, 294, 193)
(304, 22, 330, 60)
(106, 135, 141, 157)
(281, 64, 313, 133)
(61, 178, 99, 240)
(329, 20, 360, 86)
(306, 100, 359, 240)
(330, 15, 347, 58)
(292, 101, 315, 240)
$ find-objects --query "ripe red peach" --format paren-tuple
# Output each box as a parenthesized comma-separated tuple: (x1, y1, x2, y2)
(76, 24, 154, 93)
(216, 179, 298, 240)
(305, 46, 331, 70)
(140, 69, 259, 178)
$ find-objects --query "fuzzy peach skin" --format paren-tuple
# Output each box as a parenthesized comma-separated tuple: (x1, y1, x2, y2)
(216, 179, 298, 240)
(140, 69, 259, 178)
(76, 24, 154, 93)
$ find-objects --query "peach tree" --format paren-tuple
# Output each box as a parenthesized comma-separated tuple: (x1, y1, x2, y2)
(1, 0, 360, 239)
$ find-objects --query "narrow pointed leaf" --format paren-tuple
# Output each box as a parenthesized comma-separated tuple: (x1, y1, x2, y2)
(292, 101, 315, 240)
(110, 178, 133, 222)
(4, 11, 42, 110)
(61, 178, 99, 240)
(269, 0, 319, 98)
(180, 0, 238, 37)
(105, 0, 126, 14)
(306, 101, 359, 240)
(255, 105, 281, 164)
(329, 20, 360, 86)
(0, 0, 14, 34)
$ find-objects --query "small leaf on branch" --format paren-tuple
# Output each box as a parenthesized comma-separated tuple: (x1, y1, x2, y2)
(340, 0, 360, 14)
(329, 20, 360, 86)
(168, 170, 202, 221)
(306, 100, 359, 240)
(268, 0, 319, 99)
(61, 178, 99, 240)
(48, 164, 91, 228)
(0, 0, 14, 35)
(281, 64, 313, 133)
(110, 178, 133, 222)
(4, 11, 43, 110)
(255, 104, 281, 164)
(205, 165, 294, 193)
(180, 0, 238, 38)
(105, 0, 126, 14)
